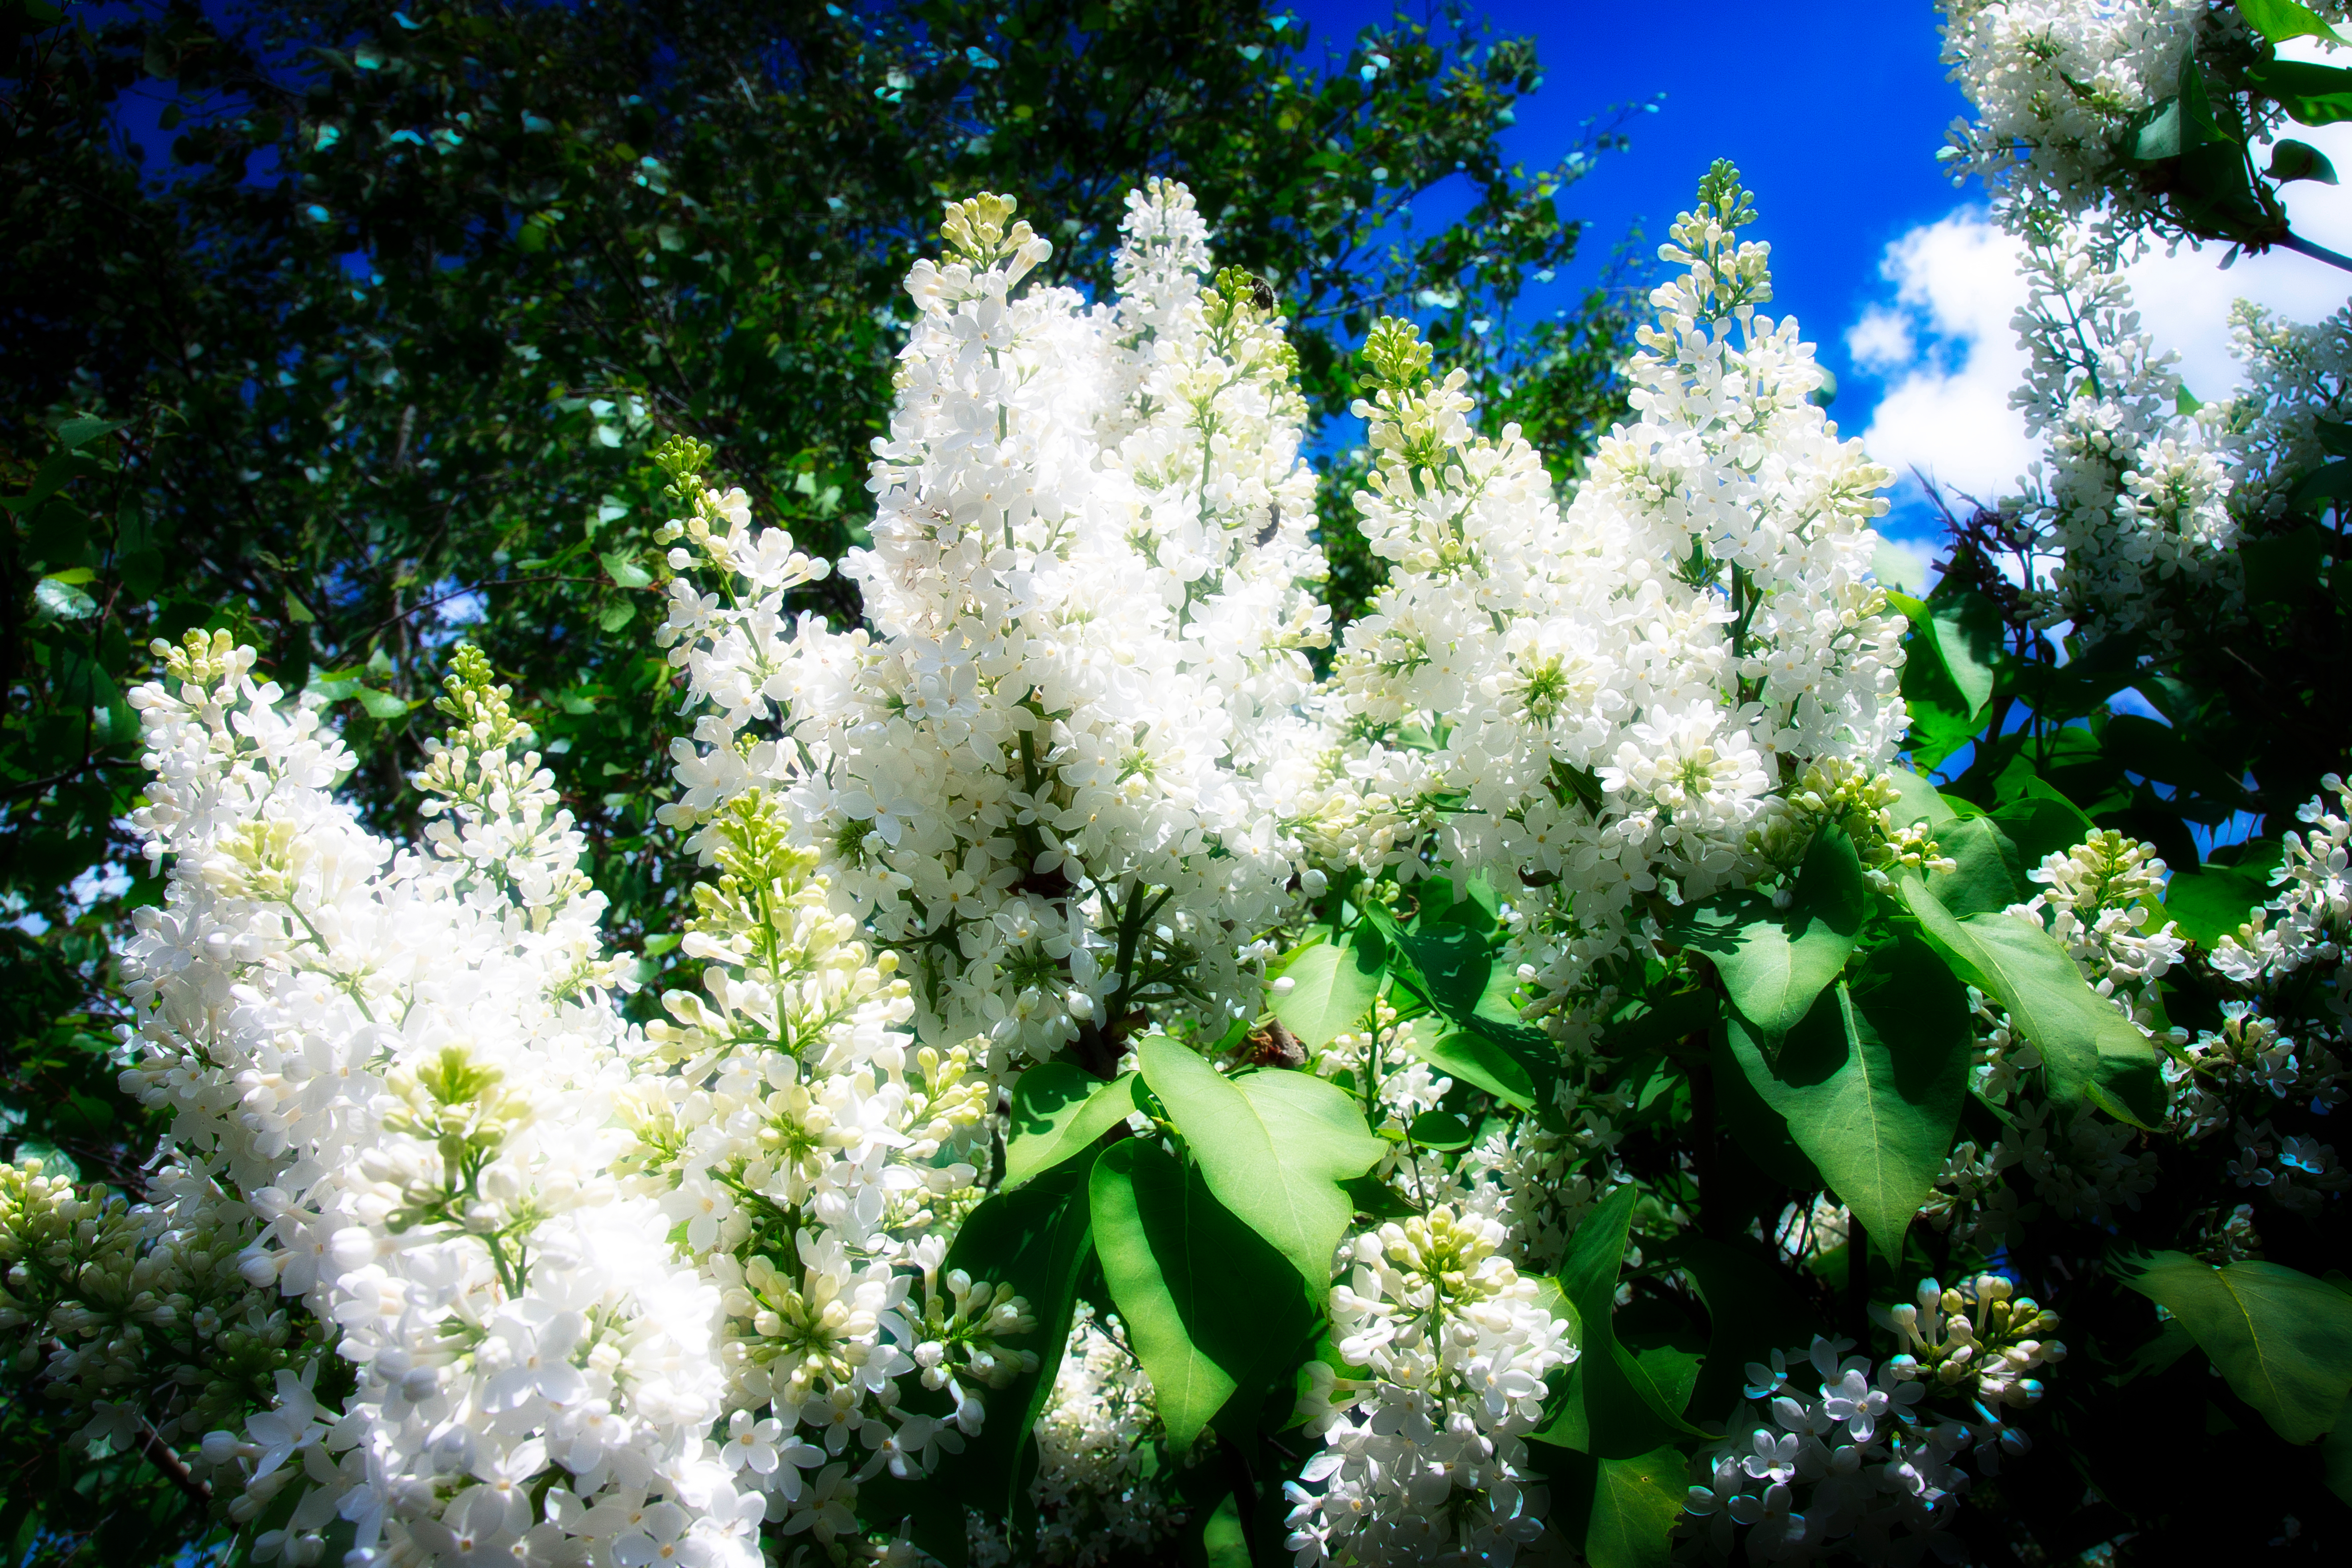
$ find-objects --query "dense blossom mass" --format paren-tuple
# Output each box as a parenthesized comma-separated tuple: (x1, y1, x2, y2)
(7, 85, 2349, 1559)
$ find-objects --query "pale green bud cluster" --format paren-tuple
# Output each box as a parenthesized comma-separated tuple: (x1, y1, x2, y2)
(1882, 1273, 2066, 1409)
(0, 1157, 328, 1461)
(1747, 758, 1957, 884)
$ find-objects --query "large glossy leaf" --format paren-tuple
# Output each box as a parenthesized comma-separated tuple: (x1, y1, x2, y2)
(1898, 874, 2165, 1127)
(1407, 1027, 1538, 1110)
(2114, 1252, 2352, 1444)
(1723, 936, 1970, 1264)
(1268, 935, 1382, 1050)
(1136, 1035, 1384, 1291)
(1002, 1064, 1140, 1189)
(2249, 58, 2352, 124)
(1661, 1239, 1818, 1420)
(1088, 1139, 1313, 1449)
(1584, 1447, 1688, 1568)
(2241, 0, 2348, 46)
(2161, 864, 2271, 948)
(1916, 589, 2004, 714)
(1882, 766, 1958, 833)
(1925, 815, 2028, 917)
(1534, 1186, 1702, 1456)
(1672, 827, 1868, 1048)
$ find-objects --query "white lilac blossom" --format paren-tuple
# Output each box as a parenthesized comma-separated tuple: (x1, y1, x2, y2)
(2213, 299, 2352, 525)
(112, 635, 1033, 1568)
(1938, 1, 2344, 243)
(1688, 1312, 2059, 1562)
(2001, 220, 2242, 646)
(1284, 1207, 1576, 1568)
(1312, 163, 1907, 1014)
(2009, 829, 2186, 1031)
(116, 634, 748, 1567)
(2213, 774, 2352, 1010)
(2181, 778, 2352, 1215)
(652, 182, 1328, 1076)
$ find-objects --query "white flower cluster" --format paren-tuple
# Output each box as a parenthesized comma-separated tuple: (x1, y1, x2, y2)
(110, 634, 1033, 1568)
(1938, 0, 2349, 245)
(2181, 777, 2352, 1215)
(115, 634, 747, 1567)
(2213, 298, 2352, 526)
(1940, 1, 2222, 234)
(2213, 774, 2352, 1007)
(1311, 163, 1906, 1005)
(2009, 828, 2186, 1031)
(1285, 1207, 1576, 1568)
(1687, 1299, 2057, 1564)
(0, 1153, 317, 1464)
(653, 182, 1329, 1076)
(2003, 221, 2241, 646)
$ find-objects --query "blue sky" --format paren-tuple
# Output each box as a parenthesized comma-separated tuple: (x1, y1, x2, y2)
(1289, 1, 2352, 556)
(1292, 1, 1972, 389)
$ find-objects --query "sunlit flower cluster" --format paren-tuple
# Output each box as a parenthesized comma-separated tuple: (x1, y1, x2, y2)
(2001, 220, 2241, 646)
(1312, 162, 1906, 1007)
(1285, 1207, 1576, 1568)
(653, 182, 1329, 1075)
(1937, 1, 2335, 243)
(102, 633, 1031, 1567)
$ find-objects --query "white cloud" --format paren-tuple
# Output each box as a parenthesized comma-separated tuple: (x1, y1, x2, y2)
(1846, 114, 2352, 530)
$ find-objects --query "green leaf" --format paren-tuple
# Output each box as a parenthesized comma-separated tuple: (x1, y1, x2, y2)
(54, 416, 125, 450)
(1898, 873, 2165, 1127)
(356, 687, 413, 721)
(1924, 815, 2029, 917)
(2134, 97, 2183, 161)
(1661, 1238, 1818, 1419)
(1671, 827, 1869, 1048)
(2267, 136, 2340, 185)
(1003, 1065, 1140, 1189)
(1723, 936, 1970, 1264)
(2162, 863, 2271, 948)
(1883, 766, 1958, 833)
(2103, 715, 2248, 804)
(1406, 1109, 1472, 1150)
(1536, 1186, 1703, 1455)
(33, 577, 98, 620)
(1268, 935, 1381, 1050)
(2325, 1391, 2352, 1507)
(1584, 1447, 1688, 1568)
(2241, 0, 2348, 47)
(2113, 1252, 2352, 1444)
(1408, 1028, 1538, 1110)
(1920, 590, 2004, 713)
(2248, 59, 2352, 124)
(1088, 1139, 1313, 1448)
(1709, 1025, 1821, 1190)
(1136, 1035, 1383, 1292)
(600, 548, 654, 588)
(599, 598, 637, 632)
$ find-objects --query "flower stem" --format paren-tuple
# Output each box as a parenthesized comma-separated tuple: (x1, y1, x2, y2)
(2277, 229, 2352, 275)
